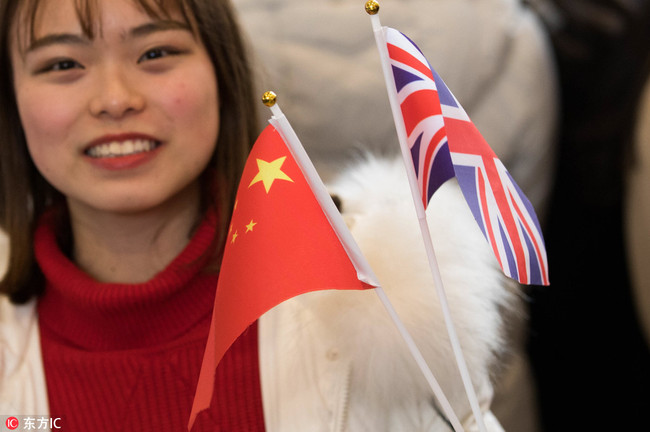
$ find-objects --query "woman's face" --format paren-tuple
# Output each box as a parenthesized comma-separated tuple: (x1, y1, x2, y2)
(10, 0, 219, 217)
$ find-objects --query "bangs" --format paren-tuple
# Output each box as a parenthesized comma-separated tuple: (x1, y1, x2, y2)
(18, 0, 192, 45)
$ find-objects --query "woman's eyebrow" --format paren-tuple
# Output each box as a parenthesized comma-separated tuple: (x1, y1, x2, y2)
(27, 33, 88, 53)
(129, 20, 192, 39)
(25, 20, 191, 53)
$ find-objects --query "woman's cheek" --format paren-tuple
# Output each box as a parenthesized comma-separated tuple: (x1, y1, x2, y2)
(17, 86, 80, 147)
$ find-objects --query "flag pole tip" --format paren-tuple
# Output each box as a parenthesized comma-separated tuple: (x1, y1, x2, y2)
(365, 0, 379, 15)
(262, 91, 277, 107)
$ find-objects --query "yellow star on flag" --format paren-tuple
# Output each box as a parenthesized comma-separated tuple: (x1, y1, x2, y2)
(231, 230, 238, 244)
(245, 220, 257, 233)
(249, 156, 293, 193)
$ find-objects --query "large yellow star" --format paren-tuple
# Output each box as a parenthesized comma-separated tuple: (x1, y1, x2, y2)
(248, 156, 293, 193)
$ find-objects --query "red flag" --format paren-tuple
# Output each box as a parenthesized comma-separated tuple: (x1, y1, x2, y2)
(189, 123, 375, 428)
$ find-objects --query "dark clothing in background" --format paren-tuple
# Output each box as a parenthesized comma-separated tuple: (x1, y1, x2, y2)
(526, 1, 650, 430)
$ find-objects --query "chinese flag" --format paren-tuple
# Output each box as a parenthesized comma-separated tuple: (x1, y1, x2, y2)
(189, 124, 375, 428)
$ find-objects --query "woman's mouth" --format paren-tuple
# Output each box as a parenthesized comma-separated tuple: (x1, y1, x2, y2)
(85, 139, 160, 158)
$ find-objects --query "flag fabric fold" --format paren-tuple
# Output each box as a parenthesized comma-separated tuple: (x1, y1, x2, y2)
(189, 123, 376, 429)
(383, 27, 549, 286)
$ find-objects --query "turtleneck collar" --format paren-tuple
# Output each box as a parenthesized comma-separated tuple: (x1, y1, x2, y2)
(35, 209, 221, 351)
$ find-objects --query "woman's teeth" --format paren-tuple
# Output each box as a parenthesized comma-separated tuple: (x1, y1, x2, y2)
(86, 139, 158, 158)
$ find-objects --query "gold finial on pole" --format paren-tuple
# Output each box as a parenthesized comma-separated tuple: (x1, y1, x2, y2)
(365, 0, 379, 15)
(262, 91, 277, 107)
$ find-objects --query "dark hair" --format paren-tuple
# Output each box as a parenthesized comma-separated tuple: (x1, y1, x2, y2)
(0, 0, 258, 303)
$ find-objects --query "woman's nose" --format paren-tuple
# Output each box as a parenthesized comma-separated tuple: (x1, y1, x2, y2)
(89, 66, 145, 119)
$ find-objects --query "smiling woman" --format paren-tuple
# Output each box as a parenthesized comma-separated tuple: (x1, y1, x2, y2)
(0, 0, 260, 429)
(0, 0, 257, 298)
(13, 0, 219, 230)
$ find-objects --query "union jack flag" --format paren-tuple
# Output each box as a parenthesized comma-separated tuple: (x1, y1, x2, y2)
(385, 29, 454, 207)
(384, 27, 549, 286)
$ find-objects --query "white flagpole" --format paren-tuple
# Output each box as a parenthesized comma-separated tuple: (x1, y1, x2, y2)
(262, 92, 464, 432)
(366, 2, 488, 431)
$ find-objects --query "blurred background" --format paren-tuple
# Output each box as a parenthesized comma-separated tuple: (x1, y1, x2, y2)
(524, 0, 650, 430)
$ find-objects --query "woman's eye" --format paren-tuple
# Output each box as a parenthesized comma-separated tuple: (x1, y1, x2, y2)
(42, 59, 82, 73)
(139, 47, 178, 63)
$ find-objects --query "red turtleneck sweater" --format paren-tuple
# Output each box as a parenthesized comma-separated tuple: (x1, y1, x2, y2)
(34, 211, 265, 431)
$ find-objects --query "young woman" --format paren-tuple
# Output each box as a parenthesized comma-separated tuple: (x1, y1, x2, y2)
(0, 0, 513, 430)
(0, 0, 260, 429)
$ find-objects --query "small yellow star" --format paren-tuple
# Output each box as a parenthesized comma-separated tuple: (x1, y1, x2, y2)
(245, 220, 257, 233)
(249, 156, 293, 193)
(231, 230, 239, 244)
